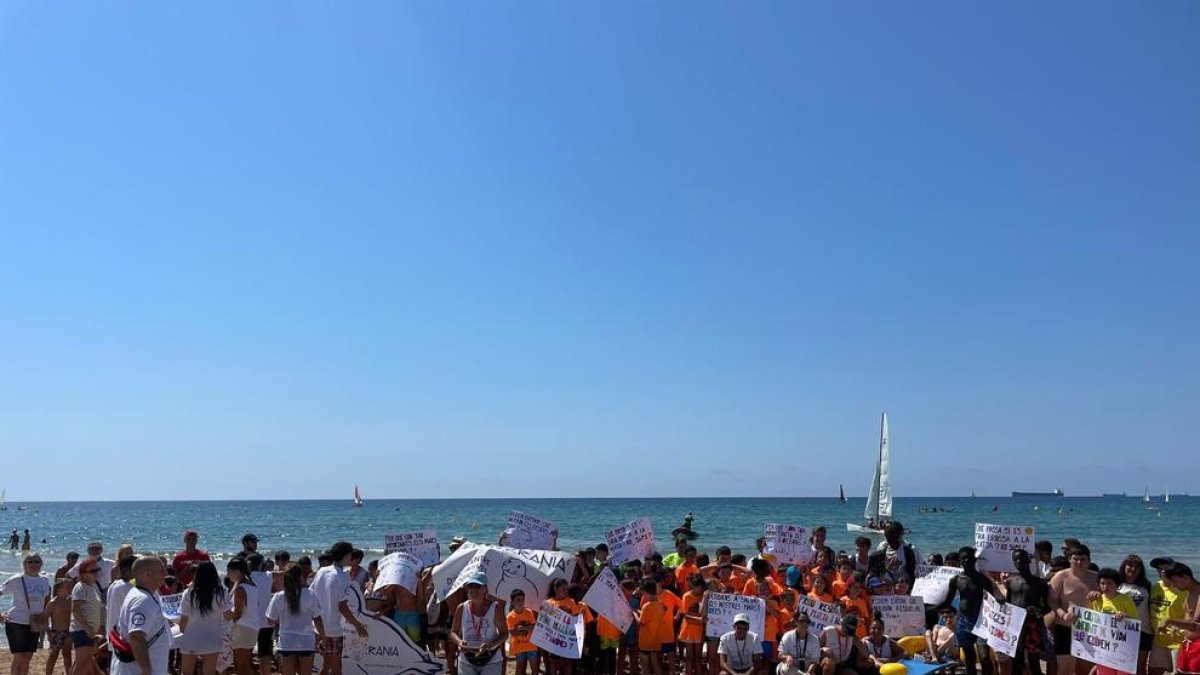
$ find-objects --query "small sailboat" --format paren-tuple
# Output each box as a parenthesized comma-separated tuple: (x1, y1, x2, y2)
(1144, 486, 1159, 511)
(1165, 487, 1170, 504)
(847, 411, 892, 538)
(0, 488, 6, 511)
(839, 485, 847, 504)
(353, 485, 364, 508)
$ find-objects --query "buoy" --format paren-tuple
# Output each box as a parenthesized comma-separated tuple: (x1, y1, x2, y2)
(880, 663, 908, 675)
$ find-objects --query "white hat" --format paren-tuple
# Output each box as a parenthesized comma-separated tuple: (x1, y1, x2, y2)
(733, 613, 751, 626)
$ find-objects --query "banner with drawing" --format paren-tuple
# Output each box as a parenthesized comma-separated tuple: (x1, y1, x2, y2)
(375, 552, 422, 594)
(385, 530, 441, 568)
(605, 517, 655, 566)
(530, 601, 586, 659)
(795, 596, 843, 631)
(313, 583, 446, 675)
(582, 567, 634, 633)
(763, 524, 811, 566)
(705, 593, 766, 639)
(1070, 605, 1140, 674)
(434, 544, 576, 607)
(872, 595, 926, 637)
(500, 511, 559, 550)
(974, 523, 1035, 573)
(160, 593, 182, 622)
(912, 566, 961, 605)
(970, 594, 1027, 657)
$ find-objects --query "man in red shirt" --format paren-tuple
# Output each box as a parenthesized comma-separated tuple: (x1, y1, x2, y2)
(170, 529, 210, 586)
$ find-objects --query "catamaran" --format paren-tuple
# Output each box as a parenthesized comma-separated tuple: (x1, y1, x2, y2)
(847, 411, 891, 538)
(353, 485, 364, 508)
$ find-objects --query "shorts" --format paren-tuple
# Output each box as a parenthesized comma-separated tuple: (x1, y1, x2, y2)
(258, 627, 275, 657)
(49, 630, 70, 651)
(600, 637, 620, 650)
(393, 610, 422, 642)
(322, 636, 345, 656)
(513, 652, 539, 662)
(231, 625, 259, 650)
(1052, 624, 1072, 656)
(1138, 632, 1153, 652)
(4, 622, 40, 653)
(762, 641, 775, 660)
(956, 614, 979, 649)
(661, 642, 677, 654)
(279, 651, 315, 658)
(70, 630, 95, 649)
(1148, 644, 1176, 670)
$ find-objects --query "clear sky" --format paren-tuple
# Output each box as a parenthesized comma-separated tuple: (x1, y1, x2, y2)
(1, 3, 1197, 501)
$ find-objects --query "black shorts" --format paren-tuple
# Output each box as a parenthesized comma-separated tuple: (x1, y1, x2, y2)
(1052, 624, 1072, 656)
(279, 650, 314, 658)
(5, 622, 40, 653)
(1139, 632, 1153, 651)
(258, 627, 275, 657)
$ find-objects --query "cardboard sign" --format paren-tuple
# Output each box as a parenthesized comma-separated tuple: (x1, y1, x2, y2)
(160, 593, 183, 622)
(705, 592, 766, 639)
(872, 595, 927, 637)
(1070, 605, 1140, 674)
(971, 594, 1027, 657)
(375, 552, 422, 594)
(436, 545, 576, 607)
(764, 524, 811, 566)
(974, 524, 1034, 573)
(501, 511, 559, 551)
(911, 566, 961, 606)
(581, 567, 634, 633)
(605, 517, 655, 566)
(795, 595, 843, 631)
(384, 530, 442, 568)
(531, 601, 586, 659)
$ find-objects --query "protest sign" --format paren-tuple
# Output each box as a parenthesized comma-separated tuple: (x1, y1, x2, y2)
(375, 552, 423, 594)
(705, 593, 766, 639)
(385, 530, 442, 568)
(314, 583, 446, 675)
(970, 594, 1027, 657)
(1070, 605, 1140, 674)
(160, 593, 182, 622)
(796, 596, 843, 631)
(501, 511, 559, 550)
(435, 545, 575, 607)
(911, 566, 961, 605)
(531, 601, 586, 659)
(872, 595, 927, 637)
(763, 524, 811, 566)
(974, 523, 1035, 573)
(605, 517, 655, 566)
(582, 567, 634, 633)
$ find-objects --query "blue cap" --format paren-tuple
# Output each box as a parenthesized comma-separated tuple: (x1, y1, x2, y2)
(785, 566, 803, 587)
(465, 571, 488, 587)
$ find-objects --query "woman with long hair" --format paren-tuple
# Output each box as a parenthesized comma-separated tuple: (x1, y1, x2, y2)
(266, 564, 325, 675)
(110, 545, 135, 584)
(1119, 555, 1154, 675)
(178, 562, 230, 675)
(223, 558, 261, 675)
(542, 578, 590, 675)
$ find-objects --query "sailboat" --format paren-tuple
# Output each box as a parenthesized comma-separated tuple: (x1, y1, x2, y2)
(0, 488, 6, 511)
(1144, 486, 1159, 511)
(1165, 487, 1170, 504)
(353, 485, 364, 508)
(839, 485, 847, 504)
(847, 412, 891, 538)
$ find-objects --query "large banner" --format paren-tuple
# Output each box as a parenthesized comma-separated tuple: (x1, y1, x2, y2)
(433, 544, 575, 607)
(500, 511, 559, 550)
(581, 567, 634, 633)
(796, 595, 843, 631)
(704, 593, 766, 640)
(314, 584, 446, 675)
(763, 524, 811, 566)
(1070, 605, 1141, 674)
(911, 566, 961, 605)
(872, 595, 926, 637)
(971, 594, 1027, 657)
(530, 601, 586, 659)
(385, 530, 442, 568)
(974, 523, 1035, 573)
(375, 552, 422, 594)
(605, 517, 655, 566)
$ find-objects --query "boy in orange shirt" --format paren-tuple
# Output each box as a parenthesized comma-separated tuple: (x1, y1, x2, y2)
(831, 560, 855, 600)
(506, 589, 539, 675)
(634, 580, 667, 675)
(839, 573, 871, 638)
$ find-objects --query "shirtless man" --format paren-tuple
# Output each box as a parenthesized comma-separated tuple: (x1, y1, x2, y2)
(1049, 545, 1099, 675)
(944, 547, 1004, 675)
(1002, 550, 1054, 675)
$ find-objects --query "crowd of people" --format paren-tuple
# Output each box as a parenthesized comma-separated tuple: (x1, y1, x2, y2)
(0, 520, 1197, 675)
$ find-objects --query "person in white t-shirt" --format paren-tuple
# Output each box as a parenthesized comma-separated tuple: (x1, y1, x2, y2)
(225, 558, 262, 675)
(778, 612, 821, 675)
(310, 542, 369, 675)
(178, 562, 230, 675)
(718, 614, 761, 675)
(266, 564, 327, 675)
(107, 557, 136, 641)
(1, 554, 51, 675)
(112, 556, 171, 675)
(68, 544, 114, 596)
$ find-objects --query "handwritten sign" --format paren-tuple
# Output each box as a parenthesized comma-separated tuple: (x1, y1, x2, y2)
(705, 593, 766, 639)
(872, 595, 926, 637)
(160, 593, 182, 622)
(375, 552, 422, 594)
(581, 567, 634, 633)
(795, 595, 843, 631)
(764, 524, 811, 566)
(971, 594, 1027, 657)
(385, 530, 441, 568)
(605, 517, 655, 566)
(501, 512, 559, 551)
(531, 601, 585, 659)
(1070, 605, 1140, 674)
(911, 566, 961, 605)
(974, 524, 1035, 573)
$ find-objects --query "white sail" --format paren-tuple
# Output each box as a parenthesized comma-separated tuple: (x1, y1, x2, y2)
(0, 488, 5, 509)
(1165, 487, 1170, 504)
(1143, 486, 1150, 503)
(864, 437, 881, 521)
(353, 485, 363, 507)
(877, 412, 892, 519)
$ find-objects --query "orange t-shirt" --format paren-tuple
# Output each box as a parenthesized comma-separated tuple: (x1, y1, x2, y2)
(638, 600, 668, 651)
(840, 595, 871, 638)
(550, 597, 594, 623)
(597, 614, 622, 641)
(741, 577, 784, 598)
(507, 608, 537, 655)
(830, 580, 849, 600)
(679, 590, 704, 642)
(808, 591, 835, 604)
(675, 563, 699, 589)
(645, 591, 681, 644)
(762, 600, 781, 643)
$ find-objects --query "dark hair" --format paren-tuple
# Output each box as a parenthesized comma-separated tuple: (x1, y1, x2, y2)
(927, 553, 944, 566)
(1035, 540, 1053, 554)
(855, 537, 871, 548)
(1069, 545, 1090, 559)
(1051, 556, 1069, 570)
(648, 552, 663, 563)
(1121, 555, 1151, 591)
(118, 556, 135, 575)
(274, 551, 291, 563)
(750, 558, 771, 577)
(640, 579, 658, 594)
(1097, 568, 1122, 585)
(298, 556, 312, 567)
(689, 573, 706, 589)
(1169, 563, 1195, 581)
(813, 526, 827, 535)
(284, 563, 305, 614)
(567, 583, 585, 602)
(595, 543, 609, 552)
(696, 554, 710, 567)
(958, 546, 976, 558)
(884, 521, 904, 537)
(716, 546, 732, 557)
(547, 577, 568, 597)
(246, 553, 264, 572)
(731, 554, 748, 566)
(191, 562, 225, 615)
(685, 545, 697, 555)
(329, 542, 354, 561)
(226, 557, 250, 584)
(351, 549, 365, 562)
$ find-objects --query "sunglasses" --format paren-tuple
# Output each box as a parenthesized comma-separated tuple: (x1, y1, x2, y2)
(466, 583, 483, 589)
(25, 560, 43, 566)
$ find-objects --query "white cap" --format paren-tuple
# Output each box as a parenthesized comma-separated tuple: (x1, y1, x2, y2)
(733, 613, 751, 625)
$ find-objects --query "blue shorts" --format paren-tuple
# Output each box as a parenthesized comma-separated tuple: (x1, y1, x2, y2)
(762, 641, 775, 660)
(392, 610, 422, 642)
(955, 614, 979, 648)
(515, 652, 538, 662)
(70, 630, 94, 649)
(660, 642, 676, 654)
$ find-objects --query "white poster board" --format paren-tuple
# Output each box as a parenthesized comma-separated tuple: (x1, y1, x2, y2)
(704, 592, 766, 639)
(501, 511, 559, 551)
(971, 594, 1027, 657)
(160, 593, 182, 622)
(605, 517, 655, 566)
(974, 523, 1035, 573)
(581, 567, 634, 633)
(763, 524, 811, 566)
(872, 595, 927, 637)
(530, 601, 586, 658)
(1070, 605, 1140, 674)
(435, 545, 576, 607)
(385, 530, 442, 568)
(375, 552, 422, 594)
(912, 566, 961, 606)
(796, 596, 843, 631)
(314, 582, 447, 675)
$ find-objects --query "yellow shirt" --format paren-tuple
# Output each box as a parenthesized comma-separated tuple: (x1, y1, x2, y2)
(1149, 581, 1188, 648)
(1091, 593, 1138, 619)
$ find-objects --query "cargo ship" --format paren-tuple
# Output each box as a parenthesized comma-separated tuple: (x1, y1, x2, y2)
(1011, 489, 1065, 497)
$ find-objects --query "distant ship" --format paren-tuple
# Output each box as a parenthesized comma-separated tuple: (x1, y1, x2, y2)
(1101, 492, 1127, 498)
(1012, 489, 1065, 497)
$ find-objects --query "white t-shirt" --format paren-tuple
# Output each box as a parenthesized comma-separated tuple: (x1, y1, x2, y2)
(234, 581, 263, 630)
(309, 566, 353, 638)
(718, 631, 760, 672)
(266, 589, 323, 652)
(779, 629, 821, 665)
(0, 573, 51, 625)
(251, 572, 272, 625)
(821, 626, 857, 663)
(70, 582, 105, 633)
(107, 580, 133, 633)
(177, 587, 231, 655)
(1118, 583, 1152, 634)
(113, 588, 171, 675)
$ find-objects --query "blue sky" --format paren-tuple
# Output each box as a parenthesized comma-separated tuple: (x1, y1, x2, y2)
(1, 3, 1196, 500)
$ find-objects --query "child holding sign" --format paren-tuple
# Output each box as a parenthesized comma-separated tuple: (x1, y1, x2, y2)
(507, 590, 539, 675)
(1087, 568, 1139, 675)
